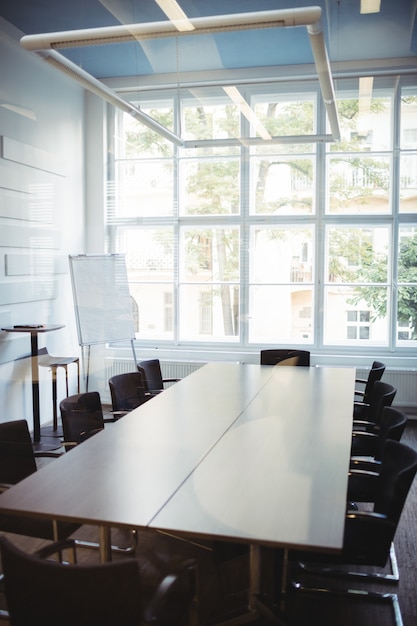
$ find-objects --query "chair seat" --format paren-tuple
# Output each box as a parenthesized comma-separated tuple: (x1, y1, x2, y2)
(39, 355, 79, 368)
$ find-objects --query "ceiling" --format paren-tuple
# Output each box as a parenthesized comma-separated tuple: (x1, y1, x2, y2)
(1, 0, 416, 81)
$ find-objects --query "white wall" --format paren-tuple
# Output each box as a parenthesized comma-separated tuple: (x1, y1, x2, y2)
(0, 19, 88, 426)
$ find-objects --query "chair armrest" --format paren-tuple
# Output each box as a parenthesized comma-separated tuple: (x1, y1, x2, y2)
(34, 451, 63, 459)
(355, 377, 368, 385)
(162, 378, 181, 384)
(142, 560, 197, 626)
(0, 483, 13, 493)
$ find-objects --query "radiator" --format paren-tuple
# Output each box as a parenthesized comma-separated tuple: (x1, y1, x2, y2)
(105, 359, 206, 383)
(356, 368, 417, 413)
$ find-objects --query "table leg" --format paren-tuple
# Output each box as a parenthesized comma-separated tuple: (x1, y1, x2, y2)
(30, 333, 41, 443)
(99, 526, 112, 563)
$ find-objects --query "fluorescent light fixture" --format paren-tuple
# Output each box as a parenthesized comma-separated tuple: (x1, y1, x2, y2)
(360, 0, 381, 14)
(20, 7, 341, 144)
(223, 86, 272, 141)
(154, 0, 195, 32)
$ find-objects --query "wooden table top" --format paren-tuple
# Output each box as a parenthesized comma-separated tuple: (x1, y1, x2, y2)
(0, 363, 355, 553)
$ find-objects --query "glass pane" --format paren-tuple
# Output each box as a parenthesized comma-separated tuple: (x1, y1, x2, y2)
(397, 226, 417, 343)
(327, 156, 390, 214)
(118, 108, 174, 158)
(128, 283, 174, 340)
(110, 160, 174, 217)
(122, 228, 174, 282)
(397, 287, 417, 343)
(400, 86, 417, 149)
(248, 286, 313, 343)
(329, 93, 391, 152)
(181, 227, 240, 282)
(323, 286, 389, 345)
(180, 157, 240, 215)
(399, 154, 417, 213)
(250, 227, 314, 284)
(179, 284, 240, 341)
(326, 226, 389, 284)
(253, 98, 315, 139)
(182, 92, 240, 141)
(251, 156, 315, 215)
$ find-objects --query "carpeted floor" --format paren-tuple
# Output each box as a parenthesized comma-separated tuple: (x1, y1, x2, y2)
(1, 419, 416, 625)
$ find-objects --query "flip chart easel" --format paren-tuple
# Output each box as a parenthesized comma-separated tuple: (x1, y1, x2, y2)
(69, 254, 137, 388)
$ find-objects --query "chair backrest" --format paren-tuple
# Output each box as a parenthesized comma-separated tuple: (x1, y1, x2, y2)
(109, 371, 148, 412)
(362, 360, 386, 404)
(373, 406, 408, 461)
(138, 359, 164, 391)
(374, 439, 417, 524)
(260, 349, 310, 367)
(0, 535, 142, 626)
(59, 392, 104, 450)
(0, 420, 37, 484)
(0, 536, 196, 626)
(367, 380, 397, 427)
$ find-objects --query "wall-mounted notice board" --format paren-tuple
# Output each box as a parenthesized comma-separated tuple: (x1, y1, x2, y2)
(69, 254, 135, 346)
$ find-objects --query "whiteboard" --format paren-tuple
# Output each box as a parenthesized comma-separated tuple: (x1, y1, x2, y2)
(69, 254, 135, 346)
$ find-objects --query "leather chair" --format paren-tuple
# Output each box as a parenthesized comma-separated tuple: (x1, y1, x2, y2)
(288, 440, 417, 626)
(354, 360, 385, 416)
(59, 392, 107, 451)
(138, 359, 181, 393)
(353, 380, 397, 432)
(109, 371, 152, 414)
(59, 392, 137, 556)
(350, 406, 407, 466)
(0, 419, 79, 543)
(0, 535, 197, 626)
(260, 349, 310, 367)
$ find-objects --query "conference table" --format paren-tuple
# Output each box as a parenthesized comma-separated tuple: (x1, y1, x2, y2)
(0, 363, 355, 624)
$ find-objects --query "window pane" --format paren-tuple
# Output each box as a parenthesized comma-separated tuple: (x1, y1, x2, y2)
(253, 97, 315, 144)
(399, 154, 417, 213)
(121, 228, 175, 340)
(326, 227, 389, 284)
(397, 227, 417, 343)
(324, 286, 389, 345)
(128, 283, 174, 340)
(250, 226, 314, 284)
(250, 156, 315, 215)
(179, 285, 240, 341)
(182, 91, 240, 141)
(249, 286, 313, 343)
(327, 156, 390, 214)
(401, 85, 417, 149)
(110, 160, 174, 217)
(180, 157, 240, 215)
(329, 93, 392, 152)
(181, 227, 239, 282)
(118, 107, 174, 159)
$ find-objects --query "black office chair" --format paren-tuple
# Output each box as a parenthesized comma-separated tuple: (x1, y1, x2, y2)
(109, 371, 153, 414)
(138, 359, 181, 394)
(353, 380, 397, 432)
(354, 360, 386, 416)
(59, 392, 107, 451)
(350, 406, 407, 466)
(289, 440, 417, 626)
(59, 392, 137, 555)
(0, 419, 80, 543)
(0, 535, 197, 626)
(260, 349, 310, 367)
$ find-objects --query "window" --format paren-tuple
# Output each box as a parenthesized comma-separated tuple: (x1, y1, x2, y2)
(106, 77, 417, 353)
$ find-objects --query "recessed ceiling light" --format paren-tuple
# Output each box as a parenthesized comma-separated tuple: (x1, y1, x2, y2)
(360, 0, 381, 14)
